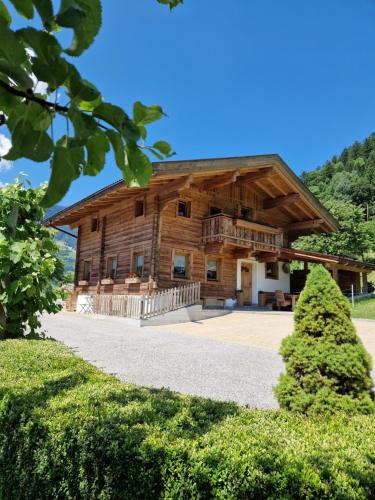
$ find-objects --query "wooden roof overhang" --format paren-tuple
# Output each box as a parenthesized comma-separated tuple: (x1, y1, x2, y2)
(278, 247, 375, 273)
(45, 154, 339, 233)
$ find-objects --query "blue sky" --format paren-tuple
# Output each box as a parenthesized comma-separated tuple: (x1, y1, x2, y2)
(1, 0, 375, 206)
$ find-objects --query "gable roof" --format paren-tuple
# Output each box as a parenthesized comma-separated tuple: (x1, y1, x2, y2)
(45, 154, 339, 232)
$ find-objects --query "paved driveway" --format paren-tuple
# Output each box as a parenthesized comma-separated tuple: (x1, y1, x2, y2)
(41, 312, 284, 408)
(151, 312, 375, 360)
(41, 311, 374, 409)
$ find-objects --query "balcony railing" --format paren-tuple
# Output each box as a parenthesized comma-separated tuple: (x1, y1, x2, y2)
(202, 214, 283, 252)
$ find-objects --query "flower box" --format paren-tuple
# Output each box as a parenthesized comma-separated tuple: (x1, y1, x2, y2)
(101, 278, 114, 285)
(125, 277, 141, 284)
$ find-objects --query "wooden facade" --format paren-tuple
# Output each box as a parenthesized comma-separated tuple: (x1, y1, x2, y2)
(46, 155, 375, 305)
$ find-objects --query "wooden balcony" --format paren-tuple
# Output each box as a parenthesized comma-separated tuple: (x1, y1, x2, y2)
(202, 214, 283, 253)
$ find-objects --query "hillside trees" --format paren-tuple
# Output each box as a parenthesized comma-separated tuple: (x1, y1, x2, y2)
(301, 134, 375, 213)
(0, 0, 182, 207)
(298, 133, 375, 259)
(0, 180, 64, 339)
(294, 200, 374, 259)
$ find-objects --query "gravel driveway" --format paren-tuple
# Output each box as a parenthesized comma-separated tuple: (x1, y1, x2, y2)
(41, 312, 284, 409)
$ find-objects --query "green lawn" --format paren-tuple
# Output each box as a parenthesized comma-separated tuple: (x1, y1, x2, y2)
(1, 340, 375, 499)
(352, 296, 375, 320)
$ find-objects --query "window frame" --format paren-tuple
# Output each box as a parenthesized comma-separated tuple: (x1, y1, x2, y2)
(132, 251, 145, 277)
(265, 261, 279, 280)
(106, 255, 118, 280)
(205, 256, 222, 282)
(83, 259, 92, 281)
(171, 249, 192, 280)
(134, 197, 146, 218)
(176, 199, 192, 219)
(91, 217, 99, 232)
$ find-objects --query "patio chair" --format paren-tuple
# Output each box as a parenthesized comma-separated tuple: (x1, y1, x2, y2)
(275, 290, 292, 311)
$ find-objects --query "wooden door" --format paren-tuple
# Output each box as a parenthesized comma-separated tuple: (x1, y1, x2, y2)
(241, 264, 252, 304)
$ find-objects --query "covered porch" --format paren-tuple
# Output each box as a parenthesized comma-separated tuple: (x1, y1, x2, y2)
(233, 248, 375, 311)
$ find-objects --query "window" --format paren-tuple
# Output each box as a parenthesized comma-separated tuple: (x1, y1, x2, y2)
(265, 262, 279, 280)
(173, 253, 189, 278)
(107, 256, 117, 279)
(134, 199, 145, 218)
(133, 253, 144, 276)
(91, 218, 99, 232)
(83, 261, 91, 281)
(177, 200, 191, 218)
(209, 206, 222, 216)
(207, 258, 220, 281)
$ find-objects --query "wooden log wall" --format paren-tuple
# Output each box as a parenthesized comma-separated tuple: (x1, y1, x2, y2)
(73, 179, 324, 299)
(158, 186, 241, 298)
(75, 193, 155, 294)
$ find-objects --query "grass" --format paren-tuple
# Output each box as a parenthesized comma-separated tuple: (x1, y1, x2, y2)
(352, 296, 375, 320)
(1, 339, 375, 499)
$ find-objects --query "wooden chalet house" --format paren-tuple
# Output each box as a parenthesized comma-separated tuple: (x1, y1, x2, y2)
(47, 155, 375, 311)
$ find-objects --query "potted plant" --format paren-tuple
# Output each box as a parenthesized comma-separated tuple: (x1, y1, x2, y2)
(125, 272, 141, 284)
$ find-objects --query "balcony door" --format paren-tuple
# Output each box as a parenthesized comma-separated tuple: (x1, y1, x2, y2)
(241, 263, 252, 304)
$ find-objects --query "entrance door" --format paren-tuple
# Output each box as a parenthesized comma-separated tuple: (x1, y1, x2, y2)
(241, 264, 252, 304)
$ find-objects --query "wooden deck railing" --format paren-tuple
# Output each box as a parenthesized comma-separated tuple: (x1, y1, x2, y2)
(202, 214, 283, 251)
(82, 282, 201, 320)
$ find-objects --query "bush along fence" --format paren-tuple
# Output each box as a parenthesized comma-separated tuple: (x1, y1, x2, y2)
(76, 282, 201, 319)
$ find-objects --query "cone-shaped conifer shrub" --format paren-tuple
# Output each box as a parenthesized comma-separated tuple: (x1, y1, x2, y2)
(275, 265, 374, 415)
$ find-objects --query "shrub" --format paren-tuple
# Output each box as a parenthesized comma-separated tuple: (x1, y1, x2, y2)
(0, 180, 63, 339)
(275, 265, 374, 415)
(1, 340, 375, 498)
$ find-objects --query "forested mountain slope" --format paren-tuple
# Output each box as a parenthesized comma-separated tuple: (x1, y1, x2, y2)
(296, 134, 375, 260)
(301, 134, 375, 213)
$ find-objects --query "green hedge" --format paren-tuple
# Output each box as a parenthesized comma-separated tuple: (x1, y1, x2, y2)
(1, 340, 375, 499)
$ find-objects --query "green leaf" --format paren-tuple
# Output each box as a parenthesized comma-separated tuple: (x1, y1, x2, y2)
(5, 120, 53, 162)
(72, 80, 101, 109)
(84, 130, 110, 176)
(6, 102, 52, 133)
(124, 144, 152, 187)
(67, 64, 101, 101)
(68, 105, 98, 140)
(68, 141, 85, 171)
(26, 132, 53, 161)
(9, 0, 34, 19)
(56, 0, 85, 28)
(122, 117, 141, 144)
(18, 30, 65, 90)
(63, 0, 102, 57)
(6, 204, 19, 232)
(0, 58, 33, 89)
(16, 28, 62, 63)
(143, 146, 163, 161)
(0, 85, 19, 113)
(157, 0, 183, 10)
(41, 146, 80, 207)
(0, 1, 11, 25)
(32, 0, 54, 31)
(152, 140, 174, 157)
(133, 101, 165, 126)
(106, 129, 125, 169)
(0, 19, 26, 65)
(32, 55, 69, 90)
(139, 125, 147, 140)
(93, 102, 127, 131)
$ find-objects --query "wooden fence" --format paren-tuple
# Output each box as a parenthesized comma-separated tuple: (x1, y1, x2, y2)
(84, 282, 201, 320)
